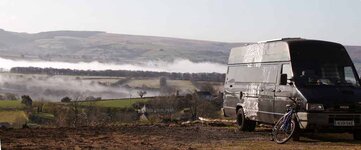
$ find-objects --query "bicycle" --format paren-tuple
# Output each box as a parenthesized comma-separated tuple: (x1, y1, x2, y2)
(271, 102, 301, 144)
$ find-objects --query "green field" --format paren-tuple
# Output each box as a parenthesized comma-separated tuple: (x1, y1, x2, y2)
(0, 100, 25, 109)
(79, 98, 149, 108)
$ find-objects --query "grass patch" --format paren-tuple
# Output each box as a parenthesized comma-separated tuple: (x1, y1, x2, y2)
(0, 110, 28, 128)
(79, 98, 149, 108)
(0, 100, 25, 109)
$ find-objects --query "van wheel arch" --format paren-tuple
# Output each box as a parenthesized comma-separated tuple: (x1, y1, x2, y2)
(236, 106, 256, 131)
(236, 106, 242, 112)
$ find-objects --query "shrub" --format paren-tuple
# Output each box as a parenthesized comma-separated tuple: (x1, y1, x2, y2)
(61, 97, 72, 103)
(21, 95, 33, 106)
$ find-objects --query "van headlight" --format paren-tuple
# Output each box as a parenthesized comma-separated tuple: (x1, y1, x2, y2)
(306, 103, 324, 111)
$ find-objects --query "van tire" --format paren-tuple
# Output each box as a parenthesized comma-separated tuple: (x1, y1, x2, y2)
(353, 130, 361, 140)
(292, 121, 301, 141)
(291, 115, 301, 141)
(236, 108, 256, 131)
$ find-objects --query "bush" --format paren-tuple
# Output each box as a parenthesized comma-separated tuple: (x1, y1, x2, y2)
(61, 97, 72, 103)
(132, 101, 147, 109)
(144, 96, 178, 121)
(21, 95, 33, 106)
(85, 96, 101, 101)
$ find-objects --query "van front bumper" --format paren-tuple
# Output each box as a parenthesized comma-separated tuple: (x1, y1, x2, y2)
(297, 112, 361, 131)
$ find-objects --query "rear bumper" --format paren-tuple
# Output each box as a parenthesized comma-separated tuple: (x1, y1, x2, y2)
(297, 112, 361, 132)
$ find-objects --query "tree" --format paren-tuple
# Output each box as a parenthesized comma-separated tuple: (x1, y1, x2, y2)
(160, 77, 167, 87)
(160, 77, 169, 95)
(200, 83, 216, 94)
(69, 96, 82, 127)
(4, 93, 18, 100)
(61, 97, 72, 103)
(137, 90, 147, 98)
(85, 96, 96, 101)
(21, 95, 33, 106)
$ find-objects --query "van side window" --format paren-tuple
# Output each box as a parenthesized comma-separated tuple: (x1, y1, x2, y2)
(228, 64, 278, 83)
(281, 64, 293, 80)
(344, 66, 357, 85)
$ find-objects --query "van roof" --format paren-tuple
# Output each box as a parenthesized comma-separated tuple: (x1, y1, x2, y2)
(257, 37, 304, 43)
(228, 38, 344, 64)
(256, 38, 342, 46)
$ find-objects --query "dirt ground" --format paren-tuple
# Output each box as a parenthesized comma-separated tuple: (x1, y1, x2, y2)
(1, 124, 361, 150)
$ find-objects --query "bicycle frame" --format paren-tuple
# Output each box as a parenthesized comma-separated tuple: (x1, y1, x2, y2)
(280, 108, 294, 132)
(279, 104, 304, 132)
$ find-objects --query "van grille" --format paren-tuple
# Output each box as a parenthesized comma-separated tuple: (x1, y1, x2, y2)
(326, 103, 361, 112)
(328, 115, 361, 124)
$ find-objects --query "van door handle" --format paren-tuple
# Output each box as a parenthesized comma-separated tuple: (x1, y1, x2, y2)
(276, 89, 282, 92)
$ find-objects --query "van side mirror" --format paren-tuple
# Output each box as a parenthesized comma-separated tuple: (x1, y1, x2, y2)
(280, 74, 287, 85)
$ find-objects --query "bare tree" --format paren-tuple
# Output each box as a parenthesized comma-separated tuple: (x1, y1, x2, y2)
(160, 77, 171, 95)
(5, 93, 18, 100)
(160, 77, 167, 87)
(200, 83, 216, 94)
(137, 90, 147, 98)
(84, 100, 102, 126)
(69, 96, 82, 127)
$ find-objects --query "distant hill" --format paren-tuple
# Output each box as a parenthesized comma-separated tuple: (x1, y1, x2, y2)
(0, 29, 244, 64)
(0, 29, 360, 66)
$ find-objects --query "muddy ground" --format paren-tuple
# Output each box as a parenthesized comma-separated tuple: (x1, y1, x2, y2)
(1, 124, 361, 150)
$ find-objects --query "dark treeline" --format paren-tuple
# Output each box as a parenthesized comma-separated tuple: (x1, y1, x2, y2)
(10, 67, 226, 82)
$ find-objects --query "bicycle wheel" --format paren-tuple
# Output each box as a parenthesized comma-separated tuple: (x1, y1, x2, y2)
(272, 116, 296, 144)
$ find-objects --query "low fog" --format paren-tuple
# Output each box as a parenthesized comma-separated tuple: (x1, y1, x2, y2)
(0, 73, 160, 101)
(0, 57, 226, 101)
(0, 57, 227, 73)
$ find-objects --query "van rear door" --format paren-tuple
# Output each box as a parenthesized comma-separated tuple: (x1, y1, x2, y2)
(258, 83, 275, 123)
(257, 64, 279, 123)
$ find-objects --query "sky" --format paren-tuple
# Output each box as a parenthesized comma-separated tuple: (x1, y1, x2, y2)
(0, 0, 361, 45)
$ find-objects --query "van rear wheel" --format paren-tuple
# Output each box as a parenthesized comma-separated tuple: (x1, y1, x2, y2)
(237, 108, 256, 131)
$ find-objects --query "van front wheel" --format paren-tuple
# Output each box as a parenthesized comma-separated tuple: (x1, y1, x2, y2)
(353, 130, 361, 140)
(237, 108, 256, 131)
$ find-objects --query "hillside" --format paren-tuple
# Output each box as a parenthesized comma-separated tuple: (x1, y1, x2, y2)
(0, 29, 243, 64)
(344, 46, 361, 62)
(0, 29, 361, 66)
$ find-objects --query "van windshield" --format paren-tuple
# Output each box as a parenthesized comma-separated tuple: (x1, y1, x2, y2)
(290, 42, 360, 87)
